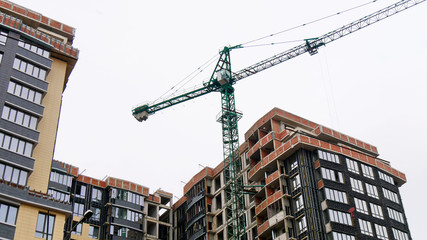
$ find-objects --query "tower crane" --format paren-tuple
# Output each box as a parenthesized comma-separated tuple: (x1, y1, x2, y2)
(132, 0, 425, 239)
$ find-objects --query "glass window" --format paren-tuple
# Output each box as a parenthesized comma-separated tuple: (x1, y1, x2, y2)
(297, 216, 307, 234)
(2, 106, 10, 119)
(0, 203, 18, 225)
(331, 232, 355, 240)
(324, 188, 348, 204)
(379, 171, 394, 184)
(370, 202, 384, 219)
(354, 198, 368, 215)
(328, 209, 352, 226)
(89, 225, 99, 239)
(375, 224, 389, 240)
(35, 213, 55, 240)
(383, 188, 400, 204)
(392, 228, 409, 240)
(350, 177, 364, 194)
(24, 142, 33, 157)
(3, 166, 12, 181)
(359, 219, 373, 236)
(11, 168, 20, 184)
(71, 222, 82, 235)
(318, 150, 340, 163)
(366, 183, 379, 199)
(18, 170, 27, 186)
(295, 195, 304, 211)
(361, 164, 374, 179)
(346, 158, 359, 174)
(388, 207, 404, 223)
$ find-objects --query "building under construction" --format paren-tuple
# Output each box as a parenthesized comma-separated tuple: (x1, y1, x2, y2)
(0, 0, 413, 240)
(173, 107, 411, 240)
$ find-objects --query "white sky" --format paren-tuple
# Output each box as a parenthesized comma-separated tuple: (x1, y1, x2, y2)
(11, 0, 426, 238)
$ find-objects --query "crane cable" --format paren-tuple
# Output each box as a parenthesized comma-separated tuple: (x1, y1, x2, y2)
(152, 53, 219, 104)
(240, 0, 380, 47)
(153, 0, 381, 104)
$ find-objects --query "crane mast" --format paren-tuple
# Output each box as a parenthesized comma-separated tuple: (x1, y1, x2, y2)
(132, 0, 425, 239)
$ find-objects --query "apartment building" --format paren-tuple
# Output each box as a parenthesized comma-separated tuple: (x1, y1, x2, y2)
(48, 160, 174, 240)
(175, 107, 411, 240)
(0, 1, 79, 239)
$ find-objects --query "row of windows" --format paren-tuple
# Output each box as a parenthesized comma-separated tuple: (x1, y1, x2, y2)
(49, 171, 72, 187)
(2, 105, 38, 130)
(47, 188, 70, 202)
(350, 178, 379, 199)
(0, 131, 33, 157)
(111, 188, 144, 206)
(111, 206, 143, 223)
(8, 80, 43, 104)
(18, 40, 50, 58)
(0, 202, 18, 225)
(330, 232, 355, 240)
(0, 162, 28, 186)
(13, 58, 47, 81)
(328, 209, 352, 226)
(110, 225, 143, 238)
(378, 171, 394, 185)
(324, 187, 348, 204)
(346, 158, 375, 179)
(359, 219, 390, 239)
(321, 167, 344, 183)
(318, 150, 340, 164)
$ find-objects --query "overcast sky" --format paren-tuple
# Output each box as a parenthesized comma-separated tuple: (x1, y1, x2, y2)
(11, 0, 427, 238)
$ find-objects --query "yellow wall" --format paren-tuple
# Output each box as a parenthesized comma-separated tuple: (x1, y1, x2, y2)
(14, 203, 66, 240)
(27, 57, 67, 193)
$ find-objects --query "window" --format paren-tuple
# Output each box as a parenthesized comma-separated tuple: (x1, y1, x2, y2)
(383, 188, 400, 204)
(328, 209, 352, 226)
(350, 178, 364, 194)
(91, 207, 101, 221)
(324, 188, 348, 204)
(73, 203, 84, 217)
(358, 219, 373, 236)
(375, 224, 389, 240)
(18, 40, 50, 58)
(365, 183, 379, 199)
(361, 164, 374, 179)
(0, 162, 28, 186)
(47, 189, 70, 202)
(111, 188, 144, 205)
(0, 202, 18, 225)
(354, 198, 369, 215)
(0, 132, 33, 157)
(49, 171, 72, 187)
(89, 225, 99, 239)
(35, 213, 55, 240)
(7, 80, 43, 104)
(2, 105, 39, 130)
(111, 206, 143, 223)
(392, 228, 409, 240)
(13, 58, 48, 80)
(110, 225, 143, 239)
(75, 184, 86, 198)
(346, 158, 359, 174)
(0, 52, 3, 63)
(321, 168, 344, 183)
(290, 160, 298, 171)
(318, 150, 340, 164)
(295, 195, 304, 211)
(331, 232, 355, 240)
(71, 221, 82, 235)
(370, 203, 384, 219)
(92, 188, 102, 202)
(291, 174, 301, 191)
(388, 207, 405, 223)
(0, 31, 7, 45)
(297, 216, 307, 234)
(378, 171, 394, 185)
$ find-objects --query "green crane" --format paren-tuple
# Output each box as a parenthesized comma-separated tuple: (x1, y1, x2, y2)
(132, 0, 425, 239)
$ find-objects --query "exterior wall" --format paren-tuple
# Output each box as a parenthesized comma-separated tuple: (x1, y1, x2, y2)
(14, 203, 66, 240)
(28, 57, 67, 192)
